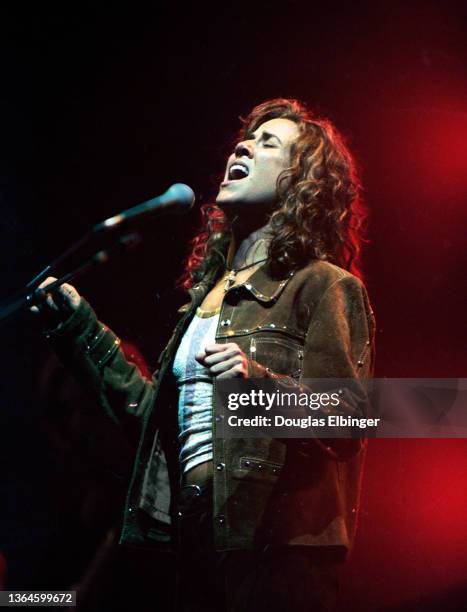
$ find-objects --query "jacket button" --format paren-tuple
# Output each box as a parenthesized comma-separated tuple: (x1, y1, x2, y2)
(216, 514, 225, 525)
(216, 463, 225, 471)
(128, 507, 134, 514)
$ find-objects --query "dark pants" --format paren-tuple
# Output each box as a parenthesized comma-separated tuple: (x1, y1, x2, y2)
(175, 483, 340, 612)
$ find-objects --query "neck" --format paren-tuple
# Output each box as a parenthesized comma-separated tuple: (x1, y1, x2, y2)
(227, 224, 271, 270)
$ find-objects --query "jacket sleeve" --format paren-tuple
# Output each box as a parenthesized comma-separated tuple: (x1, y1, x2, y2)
(43, 297, 156, 436)
(247, 274, 376, 459)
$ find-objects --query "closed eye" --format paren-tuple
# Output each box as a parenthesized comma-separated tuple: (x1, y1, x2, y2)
(260, 131, 281, 147)
(243, 129, 283, 148)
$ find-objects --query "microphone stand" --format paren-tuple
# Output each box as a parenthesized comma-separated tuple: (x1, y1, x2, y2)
(24, 211, 135, 292)
(0, 183, 195, 325)
(0, 231, 141, 324)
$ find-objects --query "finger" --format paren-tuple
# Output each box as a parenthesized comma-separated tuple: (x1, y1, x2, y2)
(56, 283, 81, 311)
(38, 276, 58, 290)
(195, 350, 207, 364)
(216, 362, 247, 380)
(208, 355, 244, 375)
(33, 277, 60, 313)
(204, 343, 237, 355)
(32, 286, 60, 313)
(203, 347, 242, 366)
(38, 276, 57, 290)
(45, 293, 58, 311)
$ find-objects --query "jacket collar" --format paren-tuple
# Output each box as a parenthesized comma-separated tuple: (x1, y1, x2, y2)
(236, 263, 295, 303)
(178, 263, 295, 313)
(177, 279, 214, 313)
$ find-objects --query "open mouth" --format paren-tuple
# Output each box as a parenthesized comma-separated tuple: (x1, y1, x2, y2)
(228, 162, 250, 180)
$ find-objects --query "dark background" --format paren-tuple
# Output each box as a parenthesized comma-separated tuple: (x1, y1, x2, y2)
(0, 1, 466, 610)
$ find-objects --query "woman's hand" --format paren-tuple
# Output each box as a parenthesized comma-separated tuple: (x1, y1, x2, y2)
(195, 342, 249, 379)
(30, 276, 81, 323)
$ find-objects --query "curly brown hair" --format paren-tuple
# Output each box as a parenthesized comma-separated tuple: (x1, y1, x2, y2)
(180, 98, 366, 289)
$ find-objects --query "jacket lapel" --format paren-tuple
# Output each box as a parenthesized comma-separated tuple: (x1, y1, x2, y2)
(177, 264, 295, 312)
(234, 264, 295, 303)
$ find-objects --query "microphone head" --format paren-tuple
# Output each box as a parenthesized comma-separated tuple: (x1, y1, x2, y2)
(93, 183, 196, 233)
(166, 183, 195, 212)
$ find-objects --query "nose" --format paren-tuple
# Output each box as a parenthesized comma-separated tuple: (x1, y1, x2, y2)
(234, 140, 254, 158)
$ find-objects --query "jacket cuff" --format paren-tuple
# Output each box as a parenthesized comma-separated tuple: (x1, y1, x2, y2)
(247, 359, 270, 378)
(248, 359, 292, 382)
(44, 298, 121, 371)
(42, 298, 95, 339)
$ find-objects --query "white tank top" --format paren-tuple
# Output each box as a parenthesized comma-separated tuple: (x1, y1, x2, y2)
(172, 307, 219, 474)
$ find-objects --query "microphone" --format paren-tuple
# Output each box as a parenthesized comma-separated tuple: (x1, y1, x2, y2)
(92, 183, 195, 233)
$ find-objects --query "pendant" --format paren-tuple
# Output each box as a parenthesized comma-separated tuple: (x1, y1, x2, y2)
(223, 269, 237, 292)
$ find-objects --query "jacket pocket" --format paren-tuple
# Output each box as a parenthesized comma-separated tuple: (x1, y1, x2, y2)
(250, 334, 303, 378)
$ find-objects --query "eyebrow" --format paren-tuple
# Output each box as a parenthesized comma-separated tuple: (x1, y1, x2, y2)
(250, 129, 283, 145)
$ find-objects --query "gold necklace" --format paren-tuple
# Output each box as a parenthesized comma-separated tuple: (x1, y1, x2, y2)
(222, 258, 267, 292)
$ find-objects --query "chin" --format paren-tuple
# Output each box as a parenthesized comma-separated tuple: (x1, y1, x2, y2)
(216, 193, 243, 210)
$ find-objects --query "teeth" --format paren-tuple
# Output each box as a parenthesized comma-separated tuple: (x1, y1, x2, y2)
(229, 163, 249, 179)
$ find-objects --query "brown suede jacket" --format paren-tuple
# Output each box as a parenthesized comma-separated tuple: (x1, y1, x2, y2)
(46, 260, 375, 555)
